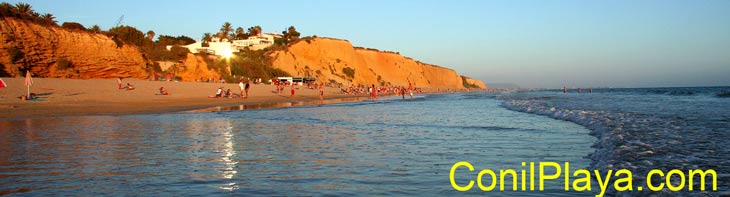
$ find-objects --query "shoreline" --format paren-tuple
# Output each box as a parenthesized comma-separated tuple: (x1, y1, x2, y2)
(0, 78, 472, 119)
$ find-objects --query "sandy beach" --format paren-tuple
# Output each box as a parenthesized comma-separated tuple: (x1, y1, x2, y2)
(0, 77, 364, 119)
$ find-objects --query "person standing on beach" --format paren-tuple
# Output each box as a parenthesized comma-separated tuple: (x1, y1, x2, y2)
(239, 80, 245, 98)
(117, 77, 123, 89)
(290, 83, 295, 98)
(370, 84, 377, 99)
(408, 82, 414, 99)
(401, 87, 406, 99)
(245, 81, 250, 99)
(319, 83, 324, 100)
(563, 86, 567, 94)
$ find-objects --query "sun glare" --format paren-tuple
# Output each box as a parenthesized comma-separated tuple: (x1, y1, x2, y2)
(223, 47, 233, 58)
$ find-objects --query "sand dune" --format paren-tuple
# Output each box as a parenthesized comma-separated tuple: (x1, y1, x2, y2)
(0, 78, 359, 119)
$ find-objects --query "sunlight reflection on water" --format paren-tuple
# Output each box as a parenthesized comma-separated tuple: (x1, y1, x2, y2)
(0, 93, 595, 196)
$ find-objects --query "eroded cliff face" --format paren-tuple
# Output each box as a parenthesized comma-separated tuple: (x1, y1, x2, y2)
(175, 53, 220, 82)
(0, 17, 148, 78)
(269, 38, 486, 89)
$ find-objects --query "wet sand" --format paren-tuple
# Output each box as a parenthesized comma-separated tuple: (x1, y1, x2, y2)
(0, 78, 363, 119)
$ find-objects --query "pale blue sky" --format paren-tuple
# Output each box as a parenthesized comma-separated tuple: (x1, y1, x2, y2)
(10, 0, 730, 88)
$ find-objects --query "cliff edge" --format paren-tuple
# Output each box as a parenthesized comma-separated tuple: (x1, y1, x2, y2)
(269, 38, 486, 89)
(0, 17, 148, 78)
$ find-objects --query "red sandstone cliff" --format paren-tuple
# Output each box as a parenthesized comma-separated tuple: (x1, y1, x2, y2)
(269, 38, 486, 89)
(0, 17, 148, 78)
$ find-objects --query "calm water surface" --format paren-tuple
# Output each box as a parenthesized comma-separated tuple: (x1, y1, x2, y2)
(0, 93, 595, 196)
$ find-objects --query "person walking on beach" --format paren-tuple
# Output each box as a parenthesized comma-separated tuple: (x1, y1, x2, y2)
(290, 83, 296, 98)
(319, 83, 324, 100)
(244, 81, 250, 99)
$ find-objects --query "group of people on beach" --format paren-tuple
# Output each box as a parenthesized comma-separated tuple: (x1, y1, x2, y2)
(344, 83, 417, 100)
(211, 80, 251, 98)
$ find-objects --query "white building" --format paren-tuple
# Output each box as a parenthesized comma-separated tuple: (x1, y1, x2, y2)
(168, 33, 279, 56)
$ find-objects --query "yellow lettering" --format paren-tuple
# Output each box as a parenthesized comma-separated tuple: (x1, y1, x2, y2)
(572, 169, 591, 191)
(646, 169, 665, 191)
(613, 169, 633, 191)
(594, 169, 613, 197)
(477, 169, 497, 191)
(450, 161, 474, 191)
(564, 162, 570, 191)
(688, 169, 717, 191)
(521, 162, 526, 191)
(530, 162, 535, 191)
(500, 169, 518, 191)
(539, 162, 561, 191)
(665, 169, 685, 191)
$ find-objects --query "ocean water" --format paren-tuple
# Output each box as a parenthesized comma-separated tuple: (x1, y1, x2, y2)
(500, 86, 730, 196)
(0, 87, 727, 196)
(0, 93, 595, 196)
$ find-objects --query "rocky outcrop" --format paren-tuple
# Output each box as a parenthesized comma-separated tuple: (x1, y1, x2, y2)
(0, 17, 148, 78)
(269, 38, 485, 89)
(463, 76, 488, 89)
(174, 54, 220, 82)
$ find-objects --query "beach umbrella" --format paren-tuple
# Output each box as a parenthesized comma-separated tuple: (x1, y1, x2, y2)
(0, 78, 6, 88)
(25, 71, 33, 97)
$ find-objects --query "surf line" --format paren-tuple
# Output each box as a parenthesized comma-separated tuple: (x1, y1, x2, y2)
(449, 161, 717, 197)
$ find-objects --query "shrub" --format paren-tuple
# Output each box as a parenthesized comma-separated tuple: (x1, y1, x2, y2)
(342, 67, 355, 78)
(108, 25, 146, 46)
(170, 46, 190, 59)
(61, 22, 85, 31)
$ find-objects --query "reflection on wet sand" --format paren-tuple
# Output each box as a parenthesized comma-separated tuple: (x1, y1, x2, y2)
(183, 97, 367, 113)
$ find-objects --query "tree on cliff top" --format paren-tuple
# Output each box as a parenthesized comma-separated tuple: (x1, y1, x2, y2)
(275, 26, 301, 46)
(146, 30, 155, 41)
(0, 2, 57, 26)
(247, 25, 262, 37)
(89, 25, 101, 33)
(219, 22, 233, 41)
(108, 25, 146, 46)
(234, 27, 246, 40)
(156, 35, 195, 46)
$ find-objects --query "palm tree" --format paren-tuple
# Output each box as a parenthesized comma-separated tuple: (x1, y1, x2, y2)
(219, 22, 233, 40)
(202, 33, 212, 43)
(0, 2, 13, 16)
(247, 25, 262, 37)
(41, 13, 56, 25)
(235, 27, 245, 40)
(146, 30, 155, 41)
(13, 2, 33, 17)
